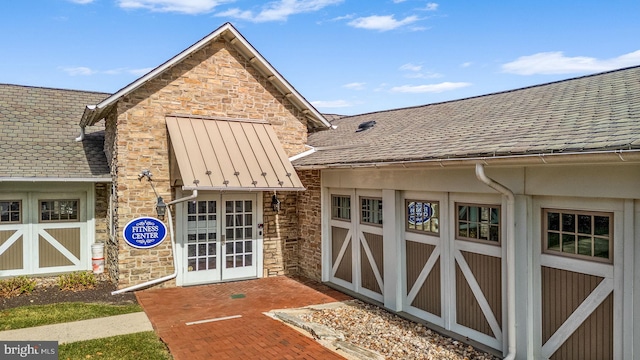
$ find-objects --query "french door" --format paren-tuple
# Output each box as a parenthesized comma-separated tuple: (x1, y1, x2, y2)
(182, 193, 258, 285)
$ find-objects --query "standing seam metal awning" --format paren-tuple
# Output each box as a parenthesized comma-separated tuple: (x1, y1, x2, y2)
(166, 116, 305, 191)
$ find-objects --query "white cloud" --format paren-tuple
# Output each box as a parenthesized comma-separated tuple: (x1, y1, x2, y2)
(62, 67, 96, 76)
(399, 63, 442, 79)
(399, 63, 422, 72)
(216, 0, 343, 22)
(311, 100, 352, 108)
(117, 0, 232, 14)
(129, 67, 155, 76)
(424, 2, 438, 11)
(461, 62, 472, 68)
(68, 0, 94, 4)
(392, 0, 407, 3)
(502, 50, 640, 75)
(343, 82, 366, 90)
(390, 81, 471, 93)
(404, 72, 442, 79)
(348, 15, 419, 31)
(61, 66, 154, 77)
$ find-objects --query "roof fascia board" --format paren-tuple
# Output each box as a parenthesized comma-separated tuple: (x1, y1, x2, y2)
(0, 177, 112, 183)
(293, 149, 640, 170)
(80, 22, 330, 130)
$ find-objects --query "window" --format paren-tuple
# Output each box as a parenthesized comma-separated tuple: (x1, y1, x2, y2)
(40, 199, 79, 222)
(331, 195, 351, 221)
(406, 200, 439, 235)
(361, 197, 382, 225)
(456, 203, 500, 244)
(544, 209, 612, 262)
(0, 200, 21, 223)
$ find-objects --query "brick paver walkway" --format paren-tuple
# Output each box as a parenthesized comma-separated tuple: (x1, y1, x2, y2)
(136, 276, 353, 360)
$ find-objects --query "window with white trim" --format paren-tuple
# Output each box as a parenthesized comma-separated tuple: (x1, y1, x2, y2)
(361, 197, 382, 225)
(331, 195, 351, 221)
(543, 209, 612, 262)
(456, 203, 500, 244)
(40, 199, 79, 222)
(406, 200, 439, 235)
(0, 200, 21, 223)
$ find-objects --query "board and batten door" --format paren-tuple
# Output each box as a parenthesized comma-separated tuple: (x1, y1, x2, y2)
(329, 191, 355, 291)
(329, 189, 384, 303)
(533, 197, 621, 360)
(449, 194, 504, 351)
(403, 192, 447, 328)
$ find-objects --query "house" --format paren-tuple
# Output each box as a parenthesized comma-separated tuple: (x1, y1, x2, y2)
(293, 65, 640, 359)
(1, 22, 639, 359)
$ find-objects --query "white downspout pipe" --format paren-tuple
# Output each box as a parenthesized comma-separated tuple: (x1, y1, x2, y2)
(475, 164, 516, 360)
(111, 190, 198, 295)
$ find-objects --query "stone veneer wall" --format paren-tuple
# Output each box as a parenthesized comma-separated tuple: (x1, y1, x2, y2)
(262, 191, 299, 276)
(103, 111, 119, 284)
(109, 37, 310, 288)
(296, 170, 322, 281)
(94, 183, 109, 276)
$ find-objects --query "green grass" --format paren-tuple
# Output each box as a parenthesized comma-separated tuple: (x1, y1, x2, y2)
(59, 331, 172, 360)
(0, 303, 143, 330)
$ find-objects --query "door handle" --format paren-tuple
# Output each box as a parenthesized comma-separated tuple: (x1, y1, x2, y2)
(221, 234, 226, 245)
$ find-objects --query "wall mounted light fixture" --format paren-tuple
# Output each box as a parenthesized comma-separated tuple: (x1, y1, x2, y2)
(156, 196, 167, 220)
(271, 193, 281, 212)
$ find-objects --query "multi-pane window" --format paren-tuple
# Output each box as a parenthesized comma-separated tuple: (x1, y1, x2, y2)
(40, 200, 79, 222)
(361, 197, 382, 225)
(544, 209, 612, 262)
(406, 200, 439, 235)
(457, 203, 500, 243)
(331, 195, 351, 221)
(0, 201, 21, 223)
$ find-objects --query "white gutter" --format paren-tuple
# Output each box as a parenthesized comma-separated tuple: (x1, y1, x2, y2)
(75, 126, 85, 142)
(111, 189, 198, 295)
(288, 146, 317, 162)
(475, 164, 516, 360)
(294, 148, 640, 170)
(0, 177, 111, 183)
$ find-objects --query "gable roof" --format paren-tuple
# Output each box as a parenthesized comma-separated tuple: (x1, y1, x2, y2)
(0, 84, 110, 180)
(79, 22, 330, 131)
(294, 66, 640, 168)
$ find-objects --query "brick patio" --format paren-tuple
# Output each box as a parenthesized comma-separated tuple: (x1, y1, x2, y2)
(136, 276, 353, 359)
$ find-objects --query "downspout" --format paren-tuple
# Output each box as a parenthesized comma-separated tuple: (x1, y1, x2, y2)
(111, 189, 198, 295)
(475, 164, 516, 360)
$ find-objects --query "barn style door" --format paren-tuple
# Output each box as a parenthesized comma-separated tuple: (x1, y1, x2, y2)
(0, 192, 89, 277)
(534, 198, 620, 360)
(403, 194, 446, 327)
(329, 190, 384, 302)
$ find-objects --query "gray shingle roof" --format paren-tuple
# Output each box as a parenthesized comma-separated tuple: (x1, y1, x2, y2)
(0, 84, 110, 179)
(295, 66, 640, 167)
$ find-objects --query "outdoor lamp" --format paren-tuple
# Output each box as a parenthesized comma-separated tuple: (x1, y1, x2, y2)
(271, 194, 281, 212)
(156, 196, 167, 220)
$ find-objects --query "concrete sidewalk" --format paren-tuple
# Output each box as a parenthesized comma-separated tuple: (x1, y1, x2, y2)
(0, 312, 153, 344)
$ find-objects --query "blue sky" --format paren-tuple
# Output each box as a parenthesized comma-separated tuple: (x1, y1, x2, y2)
(1, 0, 639, 115)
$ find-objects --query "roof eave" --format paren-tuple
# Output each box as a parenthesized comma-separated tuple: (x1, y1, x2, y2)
(293, 149, 640, 170)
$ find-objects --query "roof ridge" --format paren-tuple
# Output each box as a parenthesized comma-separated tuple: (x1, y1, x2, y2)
(336, 64, 640, 119)
(0, 82, 112, 95)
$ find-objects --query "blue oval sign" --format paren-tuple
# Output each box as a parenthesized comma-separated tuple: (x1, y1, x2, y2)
(408, 202, 433, 225)
(122, 217, 167, 249)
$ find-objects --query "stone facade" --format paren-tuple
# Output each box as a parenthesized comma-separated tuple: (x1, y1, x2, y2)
(104, 37, 311, 288)
(296, 169, 322, 281)
(262, 191, 299, 276)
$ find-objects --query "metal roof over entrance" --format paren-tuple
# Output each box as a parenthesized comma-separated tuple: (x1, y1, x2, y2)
(166, 116, 305, 191)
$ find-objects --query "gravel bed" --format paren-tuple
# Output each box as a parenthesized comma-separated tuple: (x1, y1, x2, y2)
(300, 300, 500, 360)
